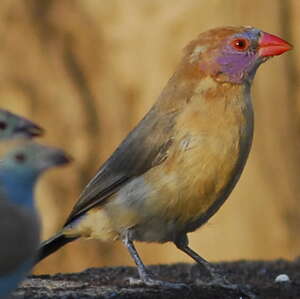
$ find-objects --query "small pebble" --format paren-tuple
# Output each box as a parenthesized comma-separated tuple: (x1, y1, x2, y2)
(274, 274, 290, 283)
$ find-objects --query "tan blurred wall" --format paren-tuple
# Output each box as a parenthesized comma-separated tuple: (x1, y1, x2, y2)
(0, 0, 299, 274)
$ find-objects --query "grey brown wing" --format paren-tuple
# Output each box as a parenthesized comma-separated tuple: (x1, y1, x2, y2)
(64, 106, 178, 226)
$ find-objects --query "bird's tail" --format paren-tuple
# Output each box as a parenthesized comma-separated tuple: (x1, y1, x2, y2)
(36, 231, 78, 264)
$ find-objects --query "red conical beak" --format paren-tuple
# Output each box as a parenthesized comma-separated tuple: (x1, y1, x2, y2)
(258, 32, 292, 57)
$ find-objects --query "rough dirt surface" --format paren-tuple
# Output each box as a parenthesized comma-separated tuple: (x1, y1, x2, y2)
(15, 259, 300, 298)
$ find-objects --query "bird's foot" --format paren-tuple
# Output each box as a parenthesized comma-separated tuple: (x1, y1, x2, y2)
(196, 275, 255, 299)
(128, 276, 187, 289)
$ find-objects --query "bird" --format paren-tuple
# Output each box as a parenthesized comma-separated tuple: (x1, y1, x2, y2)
(37, 26, 292, 287)
(0, 109, 43, 140)
(0, 141, 70, 298)
(0, 110, 42, 297)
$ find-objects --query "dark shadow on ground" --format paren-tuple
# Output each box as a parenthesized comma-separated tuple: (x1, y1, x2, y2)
(15, 258, 300, 298)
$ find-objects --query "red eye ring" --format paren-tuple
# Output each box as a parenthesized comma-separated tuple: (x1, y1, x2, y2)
(231, 38, 250, 51)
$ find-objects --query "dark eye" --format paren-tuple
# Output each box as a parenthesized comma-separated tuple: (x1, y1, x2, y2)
(0, 121, 7, 130)
(231, 38, 250, 51)
(14, 153, 27, 163)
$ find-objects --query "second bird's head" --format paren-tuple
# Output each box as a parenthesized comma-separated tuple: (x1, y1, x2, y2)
(184, 26, 292, 84)
(0, 109, 44, 140)
(0, 142, 71, 206)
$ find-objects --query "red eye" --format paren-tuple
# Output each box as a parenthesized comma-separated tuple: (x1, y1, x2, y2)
(231, 38, 250, 51)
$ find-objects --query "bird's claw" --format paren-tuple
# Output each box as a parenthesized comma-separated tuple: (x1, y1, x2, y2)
(127, 276, 188, 289)
(196, 277, 256, 299)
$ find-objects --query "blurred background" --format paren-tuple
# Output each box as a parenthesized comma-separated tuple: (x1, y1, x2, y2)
(0, 0, 299, 274)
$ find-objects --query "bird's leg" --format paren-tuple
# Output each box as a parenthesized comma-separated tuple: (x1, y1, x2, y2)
(122, 231, 151, 282)
(174, 234, 220, 281)
(174, 235, 255, 298)
(122, 231, 186, 289)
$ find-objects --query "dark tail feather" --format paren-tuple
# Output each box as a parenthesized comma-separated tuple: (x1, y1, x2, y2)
(36, 232, 78, 264)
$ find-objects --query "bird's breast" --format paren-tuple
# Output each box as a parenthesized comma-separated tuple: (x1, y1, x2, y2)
(142, 81, 253, 232)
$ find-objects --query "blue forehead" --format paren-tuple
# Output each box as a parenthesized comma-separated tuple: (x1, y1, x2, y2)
(233, 28, 261, 41)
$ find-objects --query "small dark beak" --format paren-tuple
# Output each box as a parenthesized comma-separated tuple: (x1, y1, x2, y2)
(50, 151, 73, 166)
(15, 122, 44, 138)
(258, 32, 293, 57)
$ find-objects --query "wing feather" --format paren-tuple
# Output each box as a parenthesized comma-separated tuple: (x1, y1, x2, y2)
(64, 106, 178, 225)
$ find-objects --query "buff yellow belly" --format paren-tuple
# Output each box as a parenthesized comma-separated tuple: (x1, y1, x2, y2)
(65, 125, 248, 243)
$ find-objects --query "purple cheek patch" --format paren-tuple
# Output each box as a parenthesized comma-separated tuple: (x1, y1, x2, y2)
(217, 52, 257, 83)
